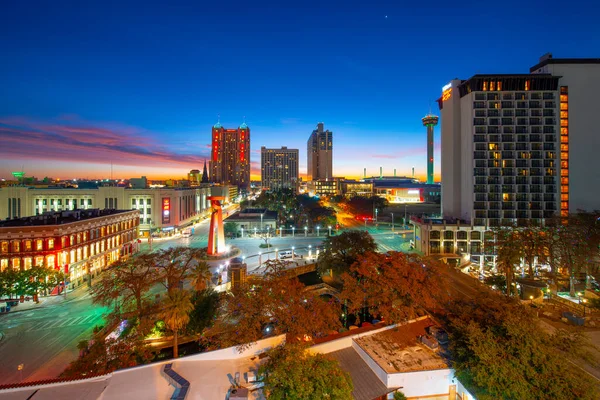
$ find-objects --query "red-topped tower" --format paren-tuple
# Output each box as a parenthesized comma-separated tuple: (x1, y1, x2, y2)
(211, 119, 250, 190)
(421, 113, 438, 184)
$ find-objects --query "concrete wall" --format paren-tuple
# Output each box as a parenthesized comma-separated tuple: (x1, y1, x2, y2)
(441, 80, 463, 219)
(387, 368, 454, 397)
(181, 334, 286, 361)
(460, 93, 475, 222)
(545, 63, 600, 213)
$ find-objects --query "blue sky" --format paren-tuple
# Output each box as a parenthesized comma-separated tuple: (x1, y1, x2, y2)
(1, 0, 599, 180)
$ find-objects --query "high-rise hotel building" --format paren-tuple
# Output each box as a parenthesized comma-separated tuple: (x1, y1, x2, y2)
(211, 121, 251, 190)
(260, 146, 299, 192)
(439, 54, 600, 226)
(307, 123, 333, 181)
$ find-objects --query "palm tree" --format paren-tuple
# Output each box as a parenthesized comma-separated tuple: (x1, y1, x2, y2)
(160, 291, 194, 358)
(191, 260, 211, 292)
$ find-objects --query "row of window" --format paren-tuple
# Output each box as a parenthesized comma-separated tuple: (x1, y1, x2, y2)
(475, 92, 554, 101)
(0, 232, 135, 272)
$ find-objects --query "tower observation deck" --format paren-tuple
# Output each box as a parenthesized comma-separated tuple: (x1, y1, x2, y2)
(421, 114, 439, 185)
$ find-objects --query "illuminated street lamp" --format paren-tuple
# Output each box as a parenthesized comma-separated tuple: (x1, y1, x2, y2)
(292, 226, 295, 237)
(308, 245, 312, 259)
(328, 225, 332, 236)
(317, 226, 320, 236)
(304, 226, 308, 237)
(258, 252, 262, 266)
(254, 227, 257, 236)
(275, 248, 279, 260)
(241, 227, 244, 238)
(292, 246, 295, 260)
(529, 295, 533, 305)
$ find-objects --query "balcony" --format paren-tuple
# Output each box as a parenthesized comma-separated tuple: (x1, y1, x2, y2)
(502, 202, 515, 210)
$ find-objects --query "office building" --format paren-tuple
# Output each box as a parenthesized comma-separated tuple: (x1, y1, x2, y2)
(438, 54, 600, 227)
(188, 170, 201, 186)
(307, 122, 333, 181)
(0, 185, 232, 235)
(0, 209, 139, 287)
(260, 146, 299, 191)
(211, 120, 251, 190)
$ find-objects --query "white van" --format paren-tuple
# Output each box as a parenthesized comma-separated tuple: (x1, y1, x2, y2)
(182, 229, 192, 238)
(279, 251, 296, 259)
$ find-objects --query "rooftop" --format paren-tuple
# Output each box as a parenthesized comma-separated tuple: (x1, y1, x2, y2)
(530, 56, 600, 72)
(354, 318, 448, 373)
(0, 209, 135, 228)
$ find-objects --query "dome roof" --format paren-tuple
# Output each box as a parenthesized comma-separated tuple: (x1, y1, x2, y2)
(213, 122, 222, 129)
(239, 122, 248, 129)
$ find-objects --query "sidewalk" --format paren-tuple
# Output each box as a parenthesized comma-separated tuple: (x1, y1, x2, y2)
(2, 286, 87, 314)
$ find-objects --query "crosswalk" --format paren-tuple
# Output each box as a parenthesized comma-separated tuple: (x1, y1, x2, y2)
(25, 314, 101, 332)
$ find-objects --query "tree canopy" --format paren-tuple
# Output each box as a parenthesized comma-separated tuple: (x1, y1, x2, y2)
(447, 293, 598, 400)
(317, 230, 377, 276)
(206, 260, 342, 350)
(259, 344, 353, 400)
(340, 252, 447, 323)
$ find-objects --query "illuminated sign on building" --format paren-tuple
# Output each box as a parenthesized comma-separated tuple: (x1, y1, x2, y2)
(442, 83, 452, 92)
(162, 198, 171, 224)
(442, 88, 452, 102)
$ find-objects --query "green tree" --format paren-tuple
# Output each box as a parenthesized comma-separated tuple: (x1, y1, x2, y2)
(160, 290, 194, 358)
(224, 222, 239, 236)
(185, 289, 220, 336)
(259, 344, 353, 400)
(190, 260, 211, 292)
(447, 293, 598, 400)
(317, 230, 377, 277)
(92, 254, 159, 319)
(153, 247, 207, 296)
(486, 227, 523, 296)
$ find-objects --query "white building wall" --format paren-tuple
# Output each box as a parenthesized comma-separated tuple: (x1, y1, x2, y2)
(440, 80, 463, 219)
(387, 368, 454, 397)
(541, 63, 600, 212)
(460, 93, 475, 222)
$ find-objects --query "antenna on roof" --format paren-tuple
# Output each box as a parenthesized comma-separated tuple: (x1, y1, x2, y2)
(217, 113, 220, 124)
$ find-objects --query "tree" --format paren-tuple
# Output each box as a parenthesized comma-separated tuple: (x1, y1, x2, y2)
(339, 252, 446, 323)
(153, 247, 207, 296)
(447, 293, 598, 400)
(486, 227, 523, 296)
(224, 222, 239, 237)
(317, 230, 377, 277)
(186, 289, 220, 336)
(190, 260, 211, 292)
(208, 260, 342, 349)
(61, 329, 154, 378)
(160, 290, 194, 358)
(259, 344, 353, 400)
(91, 254, 158, 318)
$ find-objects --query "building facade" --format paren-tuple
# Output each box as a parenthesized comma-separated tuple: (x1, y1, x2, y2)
(260, 146, 299, 192)
(0, 185, 231, 235)
(0, 209, 139, 287)
(211, 121, 251, 190)
(307, 122, 333, 181)
(439, 54, 600, 226)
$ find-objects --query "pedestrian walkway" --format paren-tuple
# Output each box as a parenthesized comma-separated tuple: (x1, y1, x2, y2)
(25, 314, 100, 332)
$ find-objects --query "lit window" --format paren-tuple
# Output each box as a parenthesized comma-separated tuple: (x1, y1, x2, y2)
(561, 177, 569, 185)
(482, 81, 488, 91)
(36, 240, 43, 250)
(24, 240, 32, 251)
(12, 241, 20, 253)
(48, 239, 54, 249)
(560, 119, 568, 127)
(497, 81, 502, 91)
(525, 80, 530, 91)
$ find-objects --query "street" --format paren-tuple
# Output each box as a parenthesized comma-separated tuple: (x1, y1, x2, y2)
(0, 288, 107, 385)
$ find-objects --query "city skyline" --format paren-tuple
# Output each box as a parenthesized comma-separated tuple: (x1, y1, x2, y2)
(1, 1, 598, 181)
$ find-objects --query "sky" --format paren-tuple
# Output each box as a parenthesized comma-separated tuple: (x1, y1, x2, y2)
(1, 0, 599, 182)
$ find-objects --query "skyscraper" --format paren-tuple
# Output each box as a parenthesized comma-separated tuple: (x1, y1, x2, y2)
(438, 54, 600, 226)
(422, 113, 438, 184)
(261, 146, 299, 192)
(211, 121, 250, 190)
(307, 122, 333, 181)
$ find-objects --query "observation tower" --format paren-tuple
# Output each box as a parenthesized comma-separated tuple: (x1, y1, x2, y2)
(421, 113, 439, 184)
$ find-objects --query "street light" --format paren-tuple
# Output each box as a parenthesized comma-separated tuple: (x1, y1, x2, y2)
(308, 245, 312, 259)
(529, 295, 533, 305)
(328, 225, 332, 236)
(241, 227, 244, 238)
(258, 251, 262, 266)
(317, 226, 320, 236)
(292, 246, 295, 260)
(304, 226, 308, 237)
(275, 248, 279, 260)
(292, 226, 295, 237)
(254, 227, 257, 237)
(375, 208, 378, 223)
(260, 213, 263, 230)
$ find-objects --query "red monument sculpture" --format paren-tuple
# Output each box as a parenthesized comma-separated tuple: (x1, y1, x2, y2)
(207, 196, 226, 255)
